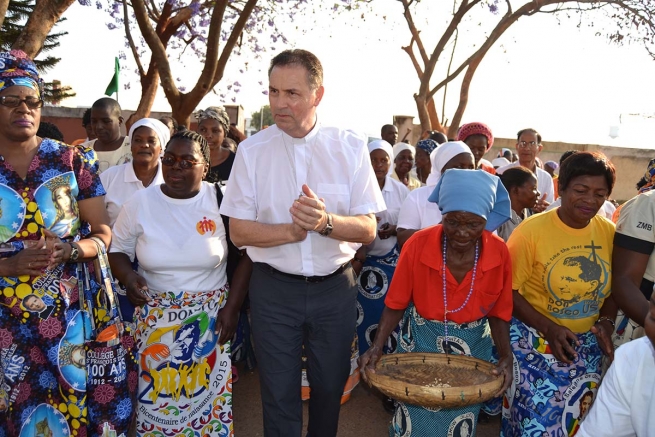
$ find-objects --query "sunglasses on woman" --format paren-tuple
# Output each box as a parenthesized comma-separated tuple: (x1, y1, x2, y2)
(0, 96, 44, 109)
(161, 154, 204, 169)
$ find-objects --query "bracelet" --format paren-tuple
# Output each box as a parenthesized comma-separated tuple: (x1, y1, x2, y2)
(595, 316, 615, 328)
(352, 256, 366, 264)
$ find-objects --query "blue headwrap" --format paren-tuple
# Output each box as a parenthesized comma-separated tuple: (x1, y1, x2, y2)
(0, 50, 44, 97)
(428, 169, 511, 231)
(416, 139, 438, 155)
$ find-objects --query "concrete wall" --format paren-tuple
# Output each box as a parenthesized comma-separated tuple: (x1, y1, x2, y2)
(488, 138, 650, 203)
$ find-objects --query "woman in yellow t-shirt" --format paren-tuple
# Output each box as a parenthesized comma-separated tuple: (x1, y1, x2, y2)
(501, 152, 617, 437)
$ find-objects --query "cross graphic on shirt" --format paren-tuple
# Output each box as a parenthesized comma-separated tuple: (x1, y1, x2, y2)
(584, 240, 602, 263)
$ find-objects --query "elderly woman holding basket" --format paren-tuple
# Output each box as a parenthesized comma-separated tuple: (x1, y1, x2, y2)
(360, 169, 513, 437)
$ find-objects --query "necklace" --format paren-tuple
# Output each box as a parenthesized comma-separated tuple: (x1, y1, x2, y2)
(441, 235, 479, 349)
(282, 131, 319, 198)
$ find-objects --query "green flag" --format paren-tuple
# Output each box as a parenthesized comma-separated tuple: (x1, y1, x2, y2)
(104, 57, 119, 96)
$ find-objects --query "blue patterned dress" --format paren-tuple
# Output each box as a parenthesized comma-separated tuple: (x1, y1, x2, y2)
(0, 140, 131, 437)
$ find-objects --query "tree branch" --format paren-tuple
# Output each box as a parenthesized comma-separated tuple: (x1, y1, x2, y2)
(11, 0, 76, 57)
(122, 0, 146, 78)
(0, 0, 10, 30)
(184, 0, 228, 103)
(131, 0, 179, 101)
(211, 0, 259, 88)
(401, 37, 424, 77)
(399, 0, 429, 65)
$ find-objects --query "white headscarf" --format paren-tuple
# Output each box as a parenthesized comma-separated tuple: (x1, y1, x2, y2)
(425, 141, 473, 187)
(368, 140, 394, 176)
(128, 118, 171, 152)
(392, 142, 415, 160)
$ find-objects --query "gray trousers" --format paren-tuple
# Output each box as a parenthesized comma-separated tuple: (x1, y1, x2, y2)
(249, 262, 358, 437)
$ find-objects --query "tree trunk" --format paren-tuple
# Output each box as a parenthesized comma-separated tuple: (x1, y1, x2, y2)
(0, 0, 10, 30)
(11, 0, 76, 57)
(125, 67, 160, 132)
(414, 93, 432, 133)
(449, 53, 485, 138)
(170, 97, 191, 128)
(427, 97, 445, 133)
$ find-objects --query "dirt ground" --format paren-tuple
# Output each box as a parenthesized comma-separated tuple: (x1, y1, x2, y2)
(233, 364, 501, 436)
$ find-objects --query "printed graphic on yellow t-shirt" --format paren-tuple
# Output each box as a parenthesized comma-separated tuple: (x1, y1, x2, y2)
(543, 240, 610, 319)
(509, 210, 615, 333)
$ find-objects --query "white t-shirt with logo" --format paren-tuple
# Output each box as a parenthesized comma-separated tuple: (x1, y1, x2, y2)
(110, 182, 227, 293)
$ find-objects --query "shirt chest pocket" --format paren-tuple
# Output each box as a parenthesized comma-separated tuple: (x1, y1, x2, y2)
(317, 183, 350, 215)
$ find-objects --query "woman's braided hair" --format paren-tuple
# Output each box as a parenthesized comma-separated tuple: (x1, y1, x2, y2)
(167, 130, 211, 166)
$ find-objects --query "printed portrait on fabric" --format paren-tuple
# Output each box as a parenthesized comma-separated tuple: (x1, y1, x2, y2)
(34, 172, 80, 239)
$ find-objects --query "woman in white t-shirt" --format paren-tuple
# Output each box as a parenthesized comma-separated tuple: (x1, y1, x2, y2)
(396, 141, 475, 249)
(352, 140, 410, 358)
(100, 118, 170, 227)
(108, 131, 249, 435)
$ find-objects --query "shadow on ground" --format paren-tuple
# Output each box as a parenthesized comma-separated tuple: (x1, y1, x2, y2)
(233, 364, 501, 436)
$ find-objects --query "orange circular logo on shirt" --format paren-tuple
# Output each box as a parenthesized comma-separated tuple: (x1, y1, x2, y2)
(196, 217, 216, 236)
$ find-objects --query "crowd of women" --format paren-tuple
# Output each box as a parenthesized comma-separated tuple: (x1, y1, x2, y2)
(1, 48, 654, 437)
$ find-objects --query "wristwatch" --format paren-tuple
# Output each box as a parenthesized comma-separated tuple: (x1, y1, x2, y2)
(318, 214, 333, 237)
(68, 243, 80, 262)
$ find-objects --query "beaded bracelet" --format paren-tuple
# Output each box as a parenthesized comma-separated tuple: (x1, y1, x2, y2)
(595, 316, 616, 328)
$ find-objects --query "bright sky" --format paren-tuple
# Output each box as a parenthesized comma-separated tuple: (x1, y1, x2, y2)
(44, 1, 655, 148)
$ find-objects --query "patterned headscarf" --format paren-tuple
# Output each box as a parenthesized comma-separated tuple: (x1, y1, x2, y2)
(0, 50, 44, 97)
(457, 122, 494, 150)
(638, 158, 655, 194)
(194, 106, 230, 134)
(416, 139, 438, 155)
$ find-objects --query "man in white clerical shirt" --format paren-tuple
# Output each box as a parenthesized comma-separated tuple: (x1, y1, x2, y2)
(220, 49, 385, 437)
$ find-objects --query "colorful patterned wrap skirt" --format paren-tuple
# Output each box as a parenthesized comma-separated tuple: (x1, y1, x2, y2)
(356, 246, 400, 356)
(135, 285, 232, 437)
(501, 318, 602, 437)
(390, 305, 494, 437)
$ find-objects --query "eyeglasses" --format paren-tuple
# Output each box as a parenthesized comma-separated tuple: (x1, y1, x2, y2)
(161, 154, 204, 169)
(517, 141, 538, 149)
(0, 96, 44, 109)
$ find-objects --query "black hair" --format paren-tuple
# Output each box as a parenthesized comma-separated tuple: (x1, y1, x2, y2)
(517, 128, 542, 144)
(91, 97, 122, 117)
(227, 125, 246, 145)
(269, 49, 323, 90)
(159, 116, 178, 132)
(82, 108, 91, 127)
(167, 130, 210, 166)
(381, 124, 396, 135)
(559, 150, 579, 167)
(499, 167, 536, 192)
(37, 122, 64, 142)
(429, 131, 448, 144)
(563, 256, 601, 283)
(222, 137, 237, 153)
(558, 151, 616, 196)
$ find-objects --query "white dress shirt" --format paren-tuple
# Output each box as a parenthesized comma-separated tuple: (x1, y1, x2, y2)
(367, 176, 409, 257)
(397, 184, 442, 231)
(577, 337, 655, 437)
(497, 161, 555, 203)
(100, 162, 164, 227)
(220, 123, 386, 276)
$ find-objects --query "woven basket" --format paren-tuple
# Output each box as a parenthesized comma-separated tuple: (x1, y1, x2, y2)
(366, 353, 503, 409)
